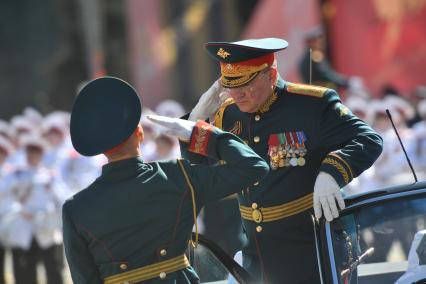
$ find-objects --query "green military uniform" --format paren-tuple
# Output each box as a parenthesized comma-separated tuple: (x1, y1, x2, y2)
(182, 39, 383, 283)
(63, 77, 269, 283)
(299, 49, 349, 90)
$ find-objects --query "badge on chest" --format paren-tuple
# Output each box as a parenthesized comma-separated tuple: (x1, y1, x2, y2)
(268, 131, 307, 170)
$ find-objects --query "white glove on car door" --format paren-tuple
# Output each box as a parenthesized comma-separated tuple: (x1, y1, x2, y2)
(313, 172, 345, 222)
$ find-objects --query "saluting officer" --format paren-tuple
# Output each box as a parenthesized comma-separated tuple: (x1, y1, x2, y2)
(183, 38, 383, 283)
(298, 26, 359, 91)
(62, 77, 269, 283)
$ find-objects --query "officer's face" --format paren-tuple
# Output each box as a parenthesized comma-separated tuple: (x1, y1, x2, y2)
(225, 69, 275, 113)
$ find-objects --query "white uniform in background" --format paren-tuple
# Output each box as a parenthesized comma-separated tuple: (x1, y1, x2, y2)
(4, 165, 67, 250)
(412, 121, 426, 172)
(0, 164, 19, 246)
(60, 148, 103, 194)
(412, 100, 426, 176)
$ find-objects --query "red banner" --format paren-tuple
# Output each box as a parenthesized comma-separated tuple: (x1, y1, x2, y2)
(329, 0, 426, 96)
(243, 0, 321, 82)
(126, 0, 167, 108)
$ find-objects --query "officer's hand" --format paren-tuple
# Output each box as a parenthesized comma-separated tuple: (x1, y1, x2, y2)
(189, 79, 229, 121)
(146, 115, 195, 142)
(313, 172, 345, 222)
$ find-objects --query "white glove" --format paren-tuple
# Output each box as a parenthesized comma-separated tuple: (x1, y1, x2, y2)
(146, 115, 195, 142)
(313, 172, 345, 222)
(189, 79, 229, 122)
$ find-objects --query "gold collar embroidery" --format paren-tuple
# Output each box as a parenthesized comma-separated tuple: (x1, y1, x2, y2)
(258, 90, 278, 113)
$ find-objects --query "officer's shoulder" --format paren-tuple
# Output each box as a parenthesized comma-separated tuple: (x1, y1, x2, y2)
(219, 98, 236, 112)
(62, 181, 97, 211)
(214, 98, 237, 128)
(285, 82, 338, 101)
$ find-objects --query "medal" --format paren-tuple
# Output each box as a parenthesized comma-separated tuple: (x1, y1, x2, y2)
(297, 157, 306, 166)
(284, 158, 290, 167)
(269, 132, 308, 168)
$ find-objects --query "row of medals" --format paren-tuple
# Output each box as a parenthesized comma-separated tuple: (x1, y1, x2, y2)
(269, 143, 307, 169)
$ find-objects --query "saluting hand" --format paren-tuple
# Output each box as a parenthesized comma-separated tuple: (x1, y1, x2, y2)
(146, 115, 195, 142)
(313, 172, 345, 222)
(189, 79, 229, 122)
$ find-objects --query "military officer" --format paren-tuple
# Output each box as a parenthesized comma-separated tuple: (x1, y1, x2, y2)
(298, 26, 360, 91)
(62, 77, 269, 283)
(182, 38, 383, 283)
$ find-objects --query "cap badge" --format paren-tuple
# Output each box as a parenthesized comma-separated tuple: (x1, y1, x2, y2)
(217, 48, 230, 59)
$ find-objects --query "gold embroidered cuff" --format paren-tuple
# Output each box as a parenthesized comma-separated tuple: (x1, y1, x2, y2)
(320, 153, 353, 187)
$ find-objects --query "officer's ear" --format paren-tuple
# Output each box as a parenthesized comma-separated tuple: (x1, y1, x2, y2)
(136, 124, 144, 143)
(268, 67, 278, 87)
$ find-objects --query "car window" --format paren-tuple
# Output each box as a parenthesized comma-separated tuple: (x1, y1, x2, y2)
(329, 196, 426, 284)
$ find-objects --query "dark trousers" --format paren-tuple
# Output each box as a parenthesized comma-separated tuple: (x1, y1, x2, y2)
(0, 246, 5, 284)
(12, 239, 63, 284)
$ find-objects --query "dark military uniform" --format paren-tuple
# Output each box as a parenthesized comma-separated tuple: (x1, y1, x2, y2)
(182, 77, 383, 283)
(63, 77, 269, 283)
(299, 49, 349, 90)
(63, 129, 268, 283)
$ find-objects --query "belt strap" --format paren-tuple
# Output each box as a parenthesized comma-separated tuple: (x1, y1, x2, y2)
(177, 159, 198, 248)
(104, 254, 190, 284)
(240, 193, 313, 223)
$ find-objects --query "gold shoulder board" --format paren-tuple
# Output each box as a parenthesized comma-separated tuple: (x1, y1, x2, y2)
(286, 82, 328, 98)
(214, 98, 235, 129)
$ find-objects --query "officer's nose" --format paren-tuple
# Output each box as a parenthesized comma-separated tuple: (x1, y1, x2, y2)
(229, 88, 247, 99)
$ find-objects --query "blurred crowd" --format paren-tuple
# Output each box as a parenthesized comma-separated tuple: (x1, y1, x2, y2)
(0, 83, 425, 283)
(342, 85, 426, 195)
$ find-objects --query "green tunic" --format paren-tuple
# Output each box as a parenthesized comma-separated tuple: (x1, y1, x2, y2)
(62, 125, 269, 283)
(181, 78, 383, 283)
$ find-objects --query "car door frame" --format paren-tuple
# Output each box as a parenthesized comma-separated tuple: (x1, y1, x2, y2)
(315, 181, 426, 284)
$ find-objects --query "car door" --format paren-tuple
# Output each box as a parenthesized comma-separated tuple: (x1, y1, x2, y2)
(188, 233, 256, 284)
(317, 181, 426, 284)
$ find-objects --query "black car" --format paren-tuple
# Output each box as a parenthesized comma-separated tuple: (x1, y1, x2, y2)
(190, 181, 426, 284)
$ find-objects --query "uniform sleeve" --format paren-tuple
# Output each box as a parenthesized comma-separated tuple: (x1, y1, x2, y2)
(318, 90, 383, 188)
(180, 121, 269, 206)
(314, 60, 348, 88)
(62, 204, 103, 284)
(178, 113, 213, 164)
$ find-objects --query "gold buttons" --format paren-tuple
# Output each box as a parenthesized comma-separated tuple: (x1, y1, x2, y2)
(119, 263, 127, 270)
(159, 272, 167, 279)
(160, 249, 167, 256)
(254, 115, 261, 121)
(251, 203, 258, 209)
(254, 136, 260, 143)
(256, 226, 263, 232)
(253, 181, 259, 186)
